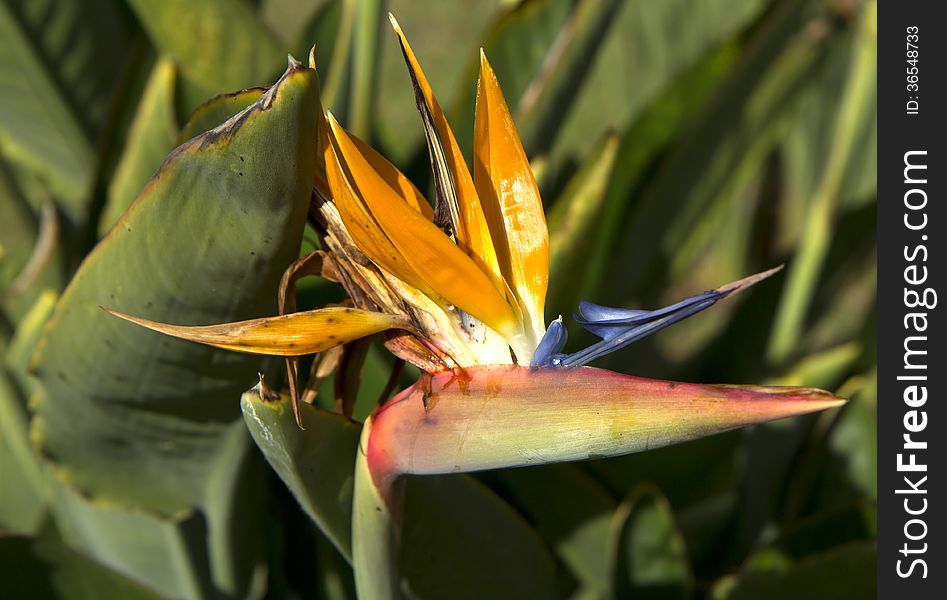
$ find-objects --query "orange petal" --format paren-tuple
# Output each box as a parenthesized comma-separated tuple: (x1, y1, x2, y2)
(326, 114, 519, 337)
(325, 140, 437, 302)
(105, 306, 411, 356)
(474, 52, 550, 343)
(348, 133, 433, 220)
(389, 16, 505, 293)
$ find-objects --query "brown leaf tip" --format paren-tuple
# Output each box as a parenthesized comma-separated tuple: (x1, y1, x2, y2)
(251, 373, 282, 403)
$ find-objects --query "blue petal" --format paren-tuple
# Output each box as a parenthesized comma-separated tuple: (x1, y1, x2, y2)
(576, 301, 651, 322)
(531, 318, 569, 367)
(575, 291, 722, 341)
(561, 295, 719, 366)
(554, 266, 784, 367)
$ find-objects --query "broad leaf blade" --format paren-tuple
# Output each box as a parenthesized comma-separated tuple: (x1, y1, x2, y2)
(241, 391, 361, 560)
(0, 0, 131, 221)
(179, 88, 266, 143)
(0, 535, 165, 600)
(609, 486, 693, 600)
(29, 63, 321, 595)
(401, 474, 557, 600)
(127, 0, 284, 96)
(99, 59, 179, 236)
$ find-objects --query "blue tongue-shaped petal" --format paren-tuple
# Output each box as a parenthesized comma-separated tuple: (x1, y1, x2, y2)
(576, 292, 722, 341)
(556, 266, 783, 367)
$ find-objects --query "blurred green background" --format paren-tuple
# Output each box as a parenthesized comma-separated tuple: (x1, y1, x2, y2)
(0, 0, 876, 598)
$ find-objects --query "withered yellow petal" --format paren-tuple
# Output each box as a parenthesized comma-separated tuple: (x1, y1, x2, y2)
(389, 15, 505, 292)
(105, 306, 411, 356)
(326, 114, 518, 336)
(474, 51, 550, 342)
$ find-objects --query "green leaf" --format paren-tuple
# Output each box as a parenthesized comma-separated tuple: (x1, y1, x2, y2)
(714, 542, 875, 600)
(0, 535, 165, 600)
(346, 0, 383, 139)
(241, 391, 361, 560)
(0, 0, 132, 221)
(401, 474, 557, 600)
(546, 131, 620, 318)
(496, 464, 616, 595)
(768, 1, 876, 362)
(550, 0, 767, 163)
(243, 390, 557, 597)
(605, 0, 829, 306)
(28, 62, 320, 593)
(179, 88, 267, 143)
(99, 58, 179, 236)
(48, 440, 258, 600)
(0, 291, 56, 533)
(609, 486, 693, 600)
(0, 156, 38, 293)
(127, 0, 285, 96)
(33, 61, 319, 513)
(568, 36, 740, 325)
(448, 0, 574, 156)
(260, 0, 332, 47)
(502, 0, 625, 157)
(0, 368, 45, 534)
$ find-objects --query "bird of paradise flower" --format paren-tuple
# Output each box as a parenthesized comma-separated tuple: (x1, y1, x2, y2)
(109, 15, 845, 598)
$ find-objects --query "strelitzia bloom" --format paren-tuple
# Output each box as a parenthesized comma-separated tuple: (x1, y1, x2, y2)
(110, 16, 845, 598)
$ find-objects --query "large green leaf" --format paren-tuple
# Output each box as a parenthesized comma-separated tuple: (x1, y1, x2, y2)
(99, 58, 179, 236)
(546, 132, 620, 319)
(768, 1, 876, 362)
(0, 535, 165, 600)
(48, 463, 242, 599)
(0, 0, 132, 221)
(496, 464, 617, 595)
(714, 541, 876, 600)
(179, 88, 266, 143)
(401, 474, 557, 600)
(127, 0, 284, 97)
(0, 368, 45, 534)
(0, 155, 38, 293)
(558, 37, 740, 330)
(605, 0, 826, 302)
(0, 291, 56, 533)
(242, 391, 558, 597)
(550, 0, 766, 164)
(32, 60, 319, 513)
(28, 61, 320, 594)
(608, 486, 692, 600)
(241, 390, 361, 560)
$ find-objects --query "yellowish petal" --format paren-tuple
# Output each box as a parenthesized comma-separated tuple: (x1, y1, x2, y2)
(474, 51, 550, 343)
(388, 16, 505, 292)
(105, 306, 410, 356)
(326, 114, 518, 336)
